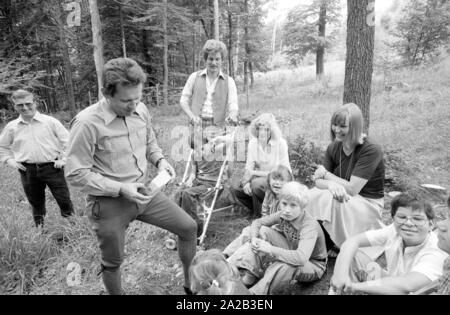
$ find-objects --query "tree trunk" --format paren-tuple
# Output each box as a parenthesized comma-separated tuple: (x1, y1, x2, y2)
(89, 0, 105, 100)
(316, 1, 326, 80)
(243, 0, 249, 93)
(163, 0, 169, 107)
(119, 1, 127, 58)
(209, 0, 214, 39)
(227, 0, 234, 77)
(234, 15, 241, 76)
(249, 61, 254, 87)
(55, 1, 76, 112)
(343, 0, 375, 134)
(214, 0, 220, 40)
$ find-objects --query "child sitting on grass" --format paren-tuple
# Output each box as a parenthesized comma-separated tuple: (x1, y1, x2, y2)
(174, 126, 232, 237)
(330, 193, 448, 295)
(226, 182, 328, 295)
(223, 165, 293, 257)
(189, 249, 251, 295)
(261, 165, 293, 217)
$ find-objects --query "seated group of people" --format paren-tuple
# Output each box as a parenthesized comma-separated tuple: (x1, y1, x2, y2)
(178, 103, 449, 295)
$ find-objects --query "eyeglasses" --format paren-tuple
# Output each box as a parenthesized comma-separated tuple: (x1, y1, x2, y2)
(15, 102, 34, 108)
(394, 214, 429, 227)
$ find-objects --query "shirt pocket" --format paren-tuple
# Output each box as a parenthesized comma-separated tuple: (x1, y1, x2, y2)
(97, 135, 130, 170)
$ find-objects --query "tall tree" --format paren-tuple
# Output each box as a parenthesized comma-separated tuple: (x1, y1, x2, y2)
(214, 0, 220, 40)
(89, 0, 104, 100)
(118, 0, 127, 58)
(343, 0, 375, 134)
(54, 0, 76, 112)
(226, 0, 234, 77)
(282, 0, 341, 75)
(316, 1, 327, 79)
(163, 0, 169, 107)
(392, 0, 450, 65)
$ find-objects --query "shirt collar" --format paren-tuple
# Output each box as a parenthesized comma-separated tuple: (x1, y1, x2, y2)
(100, 98, 145, 126)
(398, 233, 431, 256)
(201, 68, 225, 80)
(18, 111, 44, 124)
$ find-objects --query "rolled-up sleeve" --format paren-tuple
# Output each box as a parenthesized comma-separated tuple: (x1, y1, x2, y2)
(0, 124, 14, 163)
(65, 118, 122, 197)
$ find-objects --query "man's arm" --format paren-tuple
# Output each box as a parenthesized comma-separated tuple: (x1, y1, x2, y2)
(179, 73, 199, 123)
(65, 118, 122, 197)
(331, 233, 372, 293)
(0, 124, 14, 164)
(351, 273, 432, 295)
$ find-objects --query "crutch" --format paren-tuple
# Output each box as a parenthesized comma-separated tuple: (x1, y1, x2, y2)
(198, 128, 236, 247)
(180, 149, 194, 185)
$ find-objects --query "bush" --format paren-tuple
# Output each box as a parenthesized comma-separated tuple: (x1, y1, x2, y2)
(288, 135, 325, 187)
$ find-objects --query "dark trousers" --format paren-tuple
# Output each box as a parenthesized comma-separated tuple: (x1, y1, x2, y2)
(19, 163, 74, 226)
(231, 177, 267, 218)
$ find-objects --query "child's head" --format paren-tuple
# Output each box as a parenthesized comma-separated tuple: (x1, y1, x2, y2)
(278, 182, 309, 221)
(437, 197, 450, 254)
(391, 193, 435, 247)
(268, 165, 293, 196)
(189, 249, 238, 295)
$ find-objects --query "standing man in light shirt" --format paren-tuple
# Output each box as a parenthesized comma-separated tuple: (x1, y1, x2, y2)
(0, 90, 74, 227)
(180, 39, 238, 128)
(65, 58, 197, 295)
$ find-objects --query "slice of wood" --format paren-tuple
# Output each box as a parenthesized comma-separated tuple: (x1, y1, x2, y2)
(421, 184, 447, 191)
(388, 191, 402, 198)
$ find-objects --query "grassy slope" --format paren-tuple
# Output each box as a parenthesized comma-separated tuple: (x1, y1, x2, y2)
(1, 59, 449, 295)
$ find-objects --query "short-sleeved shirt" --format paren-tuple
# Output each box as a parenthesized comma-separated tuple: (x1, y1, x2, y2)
(365, 224, 448, 282)
(324, 137, 384, 199)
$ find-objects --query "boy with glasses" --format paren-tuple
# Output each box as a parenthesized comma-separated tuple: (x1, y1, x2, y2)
(330, 193, 448, 295)
(0, 89, 74, 227)
(435, 197, 450, 294)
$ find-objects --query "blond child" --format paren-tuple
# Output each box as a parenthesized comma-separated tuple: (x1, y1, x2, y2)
(189, 249, 251, 295)
(227, 182, 328, 295)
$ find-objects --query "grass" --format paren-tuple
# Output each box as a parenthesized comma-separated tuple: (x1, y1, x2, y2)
(0, 58, 449, 295)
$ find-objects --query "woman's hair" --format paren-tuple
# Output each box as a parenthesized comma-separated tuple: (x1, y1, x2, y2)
(267, 165, 293, 192)
(189, 249, 239, 295)
(102, 58, 147, 97)
(279, 182, 309, 209)
(248, 113, 283, 142)
(330, 103, 365, 146)
(391, 193, 435, 221)
(202, 39, 227, 61)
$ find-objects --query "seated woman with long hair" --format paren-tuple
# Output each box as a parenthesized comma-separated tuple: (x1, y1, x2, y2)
(307, 103, 385, 257)
(231, 113, 291, 219)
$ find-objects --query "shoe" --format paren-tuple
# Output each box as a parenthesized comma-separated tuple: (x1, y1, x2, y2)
(184, 286, 196, 295)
